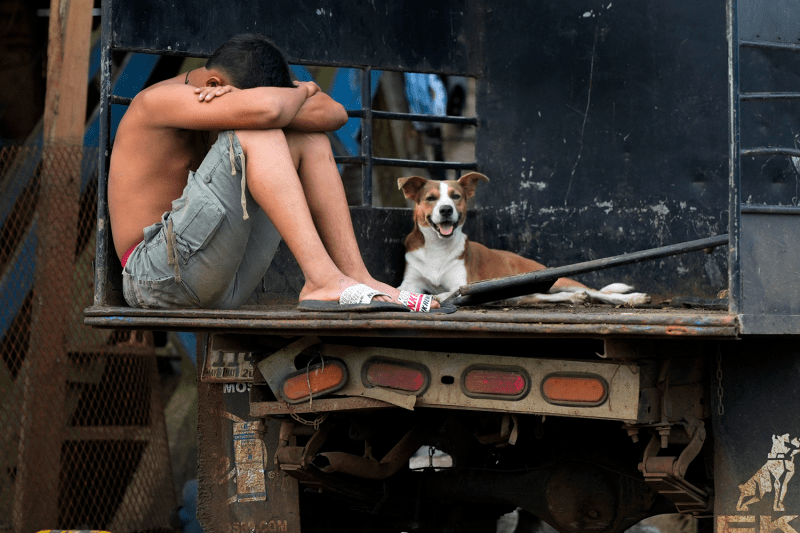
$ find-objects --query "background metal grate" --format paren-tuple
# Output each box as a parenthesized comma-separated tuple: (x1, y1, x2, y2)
(0, 143, 175, 533)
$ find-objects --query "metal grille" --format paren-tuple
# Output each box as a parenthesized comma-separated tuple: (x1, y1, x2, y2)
(0, 143, 175, 532)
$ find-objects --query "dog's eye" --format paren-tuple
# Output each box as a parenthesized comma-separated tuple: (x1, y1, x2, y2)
(425, 195, 437, 202)
(451, 194, 462, 200)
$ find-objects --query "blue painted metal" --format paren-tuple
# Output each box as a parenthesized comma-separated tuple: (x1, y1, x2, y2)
(327, 68, 382, 157)
(0, 232, 36, 337)
(0, 52, 160, 344)
(84, 53, 160, 152)
(290, 64, 383, 165)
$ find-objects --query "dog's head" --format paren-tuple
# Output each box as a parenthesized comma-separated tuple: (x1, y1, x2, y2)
(398, 172, 489, 239)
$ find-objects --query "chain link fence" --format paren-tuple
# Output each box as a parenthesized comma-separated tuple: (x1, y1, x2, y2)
(0, 143, 175, 532)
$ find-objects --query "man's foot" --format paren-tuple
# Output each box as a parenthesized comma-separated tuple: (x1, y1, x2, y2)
(355, 276, 443, 312)
(298, 275, 370, 304)
(298, 282, 410, 313)
(299, 275, 450, 313)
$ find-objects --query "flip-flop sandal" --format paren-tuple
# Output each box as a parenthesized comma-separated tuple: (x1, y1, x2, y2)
(298, 283, 410, 313)
(398, 291, 457, 314)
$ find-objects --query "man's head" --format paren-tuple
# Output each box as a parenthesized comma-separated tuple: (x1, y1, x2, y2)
(205, 34, 294, 89)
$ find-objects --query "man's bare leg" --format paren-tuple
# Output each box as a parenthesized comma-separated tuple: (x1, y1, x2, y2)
(283, 130, 439, 308)
(235, 128, 369, 303)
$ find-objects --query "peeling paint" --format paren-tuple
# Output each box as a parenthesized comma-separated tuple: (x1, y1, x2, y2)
(520, 181, 547, 191)
(650, 202, 670, 216)
(595, 200, 614, 214)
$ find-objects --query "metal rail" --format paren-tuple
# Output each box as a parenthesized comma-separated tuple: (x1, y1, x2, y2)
(740, 92, 800, 101)
(108, 70, 481, 206)
(740, 147, 800, 157)
(740, 40, 800, 52)
(445, 235, 729, 306)
(741, 205, 800, 214)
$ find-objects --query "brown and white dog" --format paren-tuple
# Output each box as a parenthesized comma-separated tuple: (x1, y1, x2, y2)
(397, 172, 651, 306)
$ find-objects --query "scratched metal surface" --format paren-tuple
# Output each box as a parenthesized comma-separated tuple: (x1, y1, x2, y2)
(470, 1, 800, 299)
(739, 0, 800, 45)
(196, 374, 301, 533)
(712, 340, 800, 524)
(84, 303, 737, 338)
(109, 0, 478, 75)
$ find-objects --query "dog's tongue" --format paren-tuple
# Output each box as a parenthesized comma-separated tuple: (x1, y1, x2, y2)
(439, 224, 454, 236)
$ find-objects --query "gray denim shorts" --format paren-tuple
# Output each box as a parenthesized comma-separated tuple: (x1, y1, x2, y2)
(122, 130, 281, 309)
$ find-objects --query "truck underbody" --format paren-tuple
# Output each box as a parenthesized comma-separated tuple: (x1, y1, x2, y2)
(87, 304, 731, 532)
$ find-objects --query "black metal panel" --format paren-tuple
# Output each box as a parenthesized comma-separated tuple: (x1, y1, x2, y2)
(470, 1, 799, 298)
(713, 340, 800, 520)
(739, 211, 800, 334)
(739, 0, 800, 45)
(110, 0, 479, 75)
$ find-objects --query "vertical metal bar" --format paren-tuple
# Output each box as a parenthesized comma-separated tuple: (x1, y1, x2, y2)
(361, 67, 373, 206)
(727, 0, 742, 315)
(94, 0, 112, 306)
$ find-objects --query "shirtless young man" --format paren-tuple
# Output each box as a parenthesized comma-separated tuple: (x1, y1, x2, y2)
(109, 34, 445, 312)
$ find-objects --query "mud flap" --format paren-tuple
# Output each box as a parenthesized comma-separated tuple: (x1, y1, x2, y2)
(714, 340, 800, 533)
(196, 343, 300, 533)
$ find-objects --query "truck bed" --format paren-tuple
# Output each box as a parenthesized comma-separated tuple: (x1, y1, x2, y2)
(84, 303, 737, 338)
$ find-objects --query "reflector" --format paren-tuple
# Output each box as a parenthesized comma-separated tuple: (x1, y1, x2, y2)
(362, 358, 429, 394)
(541, 373, 608, 406)
(462, 367, 529, 399)
(281, 360, 347, 403)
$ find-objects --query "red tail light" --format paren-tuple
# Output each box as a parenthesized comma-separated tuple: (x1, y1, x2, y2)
(461, 366, 530, 400)
(541, 373, 608, 406)
(362, 358, 429, 395)
(281, 360, 348, 404)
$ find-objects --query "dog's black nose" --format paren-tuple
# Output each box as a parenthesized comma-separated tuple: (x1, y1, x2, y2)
(439, 205, 453, 218)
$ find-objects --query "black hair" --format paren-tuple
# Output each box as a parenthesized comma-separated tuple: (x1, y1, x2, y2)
(206, 34, 294, 89)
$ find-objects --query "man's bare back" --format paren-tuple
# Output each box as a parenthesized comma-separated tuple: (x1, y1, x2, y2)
(109, 76, 208, 260)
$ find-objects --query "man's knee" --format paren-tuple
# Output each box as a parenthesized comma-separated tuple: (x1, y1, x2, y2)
(236, 128, 287, 145)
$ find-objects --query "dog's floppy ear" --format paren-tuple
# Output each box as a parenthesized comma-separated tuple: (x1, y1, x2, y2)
(457, 172, 490, 200)
(398, 176, 428, 202)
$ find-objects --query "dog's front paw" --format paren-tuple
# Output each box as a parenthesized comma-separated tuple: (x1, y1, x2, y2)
(568, 291, 590, 304)
(623, 293, 651, 307)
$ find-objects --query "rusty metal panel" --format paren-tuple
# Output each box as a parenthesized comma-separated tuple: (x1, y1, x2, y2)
(0, 144, 174, 532)
(324, 345, 640, 421)
(85, 305, 740, 338)
(713, 340, 800, 532)
(245, 338, 639, 421)
(196, 371, 300, 533)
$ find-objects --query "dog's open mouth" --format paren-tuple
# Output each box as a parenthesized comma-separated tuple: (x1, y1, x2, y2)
(429, 218, 457, 237)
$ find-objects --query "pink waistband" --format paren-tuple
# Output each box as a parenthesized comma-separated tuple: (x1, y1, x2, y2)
(121, 239, 143, 268)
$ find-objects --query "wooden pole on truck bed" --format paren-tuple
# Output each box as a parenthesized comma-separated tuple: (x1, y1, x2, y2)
(12, 0, 92, 530)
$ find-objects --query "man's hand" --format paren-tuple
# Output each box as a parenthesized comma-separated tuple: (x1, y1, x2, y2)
(294, 81, 321, 99)
(194, 85, 236, 102)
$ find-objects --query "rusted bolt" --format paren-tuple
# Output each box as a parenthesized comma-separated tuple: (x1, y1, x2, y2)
(623, 426, 640, 443)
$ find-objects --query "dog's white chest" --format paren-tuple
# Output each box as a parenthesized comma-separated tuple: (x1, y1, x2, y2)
(404, 233, 468, 295)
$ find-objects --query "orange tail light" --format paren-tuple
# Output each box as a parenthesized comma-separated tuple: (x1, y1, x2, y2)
(461, 366, 530, 400)
(362, 358, 430, 395)
(281, 360, 348, 404)
(541, 373, 608, 406)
